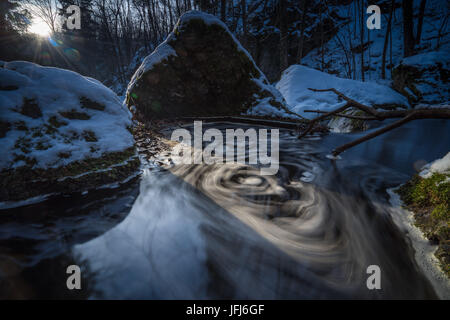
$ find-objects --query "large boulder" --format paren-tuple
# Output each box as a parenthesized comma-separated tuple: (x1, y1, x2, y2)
(126, 11, 287, 120)
(393, 50, 449, 105)
(0, 61, 139, 204)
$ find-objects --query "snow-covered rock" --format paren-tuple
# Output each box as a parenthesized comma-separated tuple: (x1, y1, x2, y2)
(420, 152, 450, 178)
(393, 49, 450, 105)
(0, 61, 139, 203)
(276, 65, 410, 132)
(126, 10, 288, 120)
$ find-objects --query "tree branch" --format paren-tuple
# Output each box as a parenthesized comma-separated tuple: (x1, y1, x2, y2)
(298, 102, 352, 138)
(307, 88, 381, 117)
(332, 113, 416, 156)
(299, 88, 450, 156)
(303, 109, 378, 120)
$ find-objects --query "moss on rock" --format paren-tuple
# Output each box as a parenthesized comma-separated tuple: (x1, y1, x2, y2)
(59, 110, 91, 120)
(80, 97, 106, 111)
(127, 11, 285, 120)
(0, 147, 139, 202)
(20, 98, 42, 119)
(0, 61, 139, 204)
(396, 173, 450, 277)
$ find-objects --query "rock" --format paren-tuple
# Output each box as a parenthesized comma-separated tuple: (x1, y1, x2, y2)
(393, 51, 449, 104)
(0, 61, 139, 203)
(126, 11, 288, 120)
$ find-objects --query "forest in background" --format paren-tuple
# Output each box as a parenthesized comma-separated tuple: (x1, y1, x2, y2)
(0, 0, 448, 93)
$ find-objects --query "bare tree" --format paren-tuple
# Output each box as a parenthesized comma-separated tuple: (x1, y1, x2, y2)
(24, 0, 60, 33)
(296, 0, 308, 64)
(357, 0, 365, 81)
(436, 12, 448, 49)
(279, 0, 288, 73)
(220, 0, 226, 21)
(402, 0, 415, 57)
(415, 0, 426, 45)
(381, 0, 394, 79)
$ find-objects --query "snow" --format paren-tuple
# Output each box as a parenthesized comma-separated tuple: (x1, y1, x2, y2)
(402, 50, 450, 69)
(0, 61, 134, 170)
(398, 48, 450, 104)
(246, 76, 292, 118)
(127, 38, 177, 94)
(420, 152, 450, 178)
(274, 65, 409, 119)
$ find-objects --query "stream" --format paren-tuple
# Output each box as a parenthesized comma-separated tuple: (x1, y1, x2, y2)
(0, 119, 449, 299)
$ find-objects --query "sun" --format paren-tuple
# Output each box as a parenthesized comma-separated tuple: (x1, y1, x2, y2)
(29, 19, 51, 37)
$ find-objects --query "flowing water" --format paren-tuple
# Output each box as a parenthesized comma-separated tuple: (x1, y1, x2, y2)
(0, 119, 449, 299)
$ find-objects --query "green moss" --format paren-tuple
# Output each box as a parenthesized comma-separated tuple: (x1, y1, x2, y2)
(14, 121, 28, 131)
(127, 16, 280, 119)
(44, 124, 58, 135)
(13, 154, 37, 167)
(20, 98, 42, 119)
(14, 136, 32, 153)
(58, 152, 71, 159)
(31, 127, 44, 138)
(0, 120, 11, 138)
(80, 97, 105, 111)
(59, 110, 91, 120)
(82, 130, 98, 142)
(396, 172, 450, 277)
(48, 115, 68, 128)
(35, 140, 51, 150)
(0, 147, 139, 202)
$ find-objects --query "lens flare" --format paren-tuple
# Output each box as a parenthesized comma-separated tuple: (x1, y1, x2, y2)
(64, 48, 81, 62)
(29, 19, 51, 37)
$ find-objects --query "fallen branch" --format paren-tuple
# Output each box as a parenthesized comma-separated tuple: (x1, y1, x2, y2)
(298, 102, 352, 138)
(307, 88, 380, 117)
(298, 88, 450, 156)
(304, 109, 378, 120)
(331, 113, 416, 156)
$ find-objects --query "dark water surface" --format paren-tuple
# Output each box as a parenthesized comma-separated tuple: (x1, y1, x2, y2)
(0, 119, 448, 299)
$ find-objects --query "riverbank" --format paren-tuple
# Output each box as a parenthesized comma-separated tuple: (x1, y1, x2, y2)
(387, 188, 450, 299)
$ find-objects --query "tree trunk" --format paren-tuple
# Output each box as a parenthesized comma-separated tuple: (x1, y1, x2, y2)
(358, 0, 365, 81)
(415, 0, 427, 45)
(296, 0, 308, 63)
(381, 0, 394, 79)
(241, 0, 247, 35)
(279, 0, 289, 73)
(221, 0, 226, 21)
(402, 0, 415, 57)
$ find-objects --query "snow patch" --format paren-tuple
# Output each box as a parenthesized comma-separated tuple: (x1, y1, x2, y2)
(420, 152, 450, 178)
(276, 65, 409, 120)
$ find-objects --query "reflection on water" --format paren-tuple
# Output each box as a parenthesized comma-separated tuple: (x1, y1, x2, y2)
(1, 120, 448, 299)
